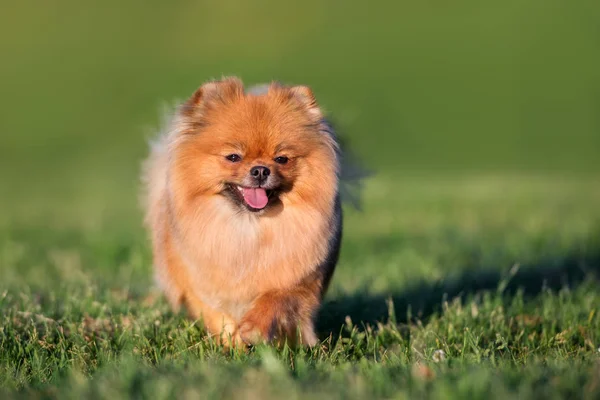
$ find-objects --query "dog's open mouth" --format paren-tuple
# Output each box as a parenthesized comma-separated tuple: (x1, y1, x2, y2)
(226, 184, 277, 212)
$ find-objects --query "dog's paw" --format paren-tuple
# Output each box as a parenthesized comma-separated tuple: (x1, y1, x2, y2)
(237, 310, 276, 345)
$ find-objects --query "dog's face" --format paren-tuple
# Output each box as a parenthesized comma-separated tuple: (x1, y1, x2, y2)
(169, 78, 339, 216)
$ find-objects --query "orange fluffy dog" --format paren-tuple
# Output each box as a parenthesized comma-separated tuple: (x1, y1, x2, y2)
(142, 77, 342, 347)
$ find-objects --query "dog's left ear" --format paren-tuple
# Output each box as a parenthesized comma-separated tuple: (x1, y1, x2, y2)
(289, 86, 322, 118)
(181, 77, 244, 118)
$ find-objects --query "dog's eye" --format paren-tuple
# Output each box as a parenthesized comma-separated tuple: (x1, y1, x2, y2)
(225, 154, 242, 162)
(274, 156, 289, 164)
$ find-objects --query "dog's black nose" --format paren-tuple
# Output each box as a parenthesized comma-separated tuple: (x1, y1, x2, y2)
(250, 166, 270, 182)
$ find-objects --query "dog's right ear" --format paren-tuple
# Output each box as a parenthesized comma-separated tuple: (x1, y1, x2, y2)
(181, 76, 244, 117)
(288, 85, 322, 119)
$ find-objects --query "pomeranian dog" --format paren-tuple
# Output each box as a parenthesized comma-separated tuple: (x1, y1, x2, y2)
(142, 77, 344, 347)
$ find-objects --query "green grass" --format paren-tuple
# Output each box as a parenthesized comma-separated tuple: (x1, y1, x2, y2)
(2, 0, 600, 398)
(2, 175, 600, 399)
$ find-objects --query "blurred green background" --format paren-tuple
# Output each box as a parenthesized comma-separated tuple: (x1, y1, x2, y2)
(2, 3, 600, 396)
(1, 0, 599, 224)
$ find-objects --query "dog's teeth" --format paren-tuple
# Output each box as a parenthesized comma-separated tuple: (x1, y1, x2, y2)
(237, 186, 243, 192)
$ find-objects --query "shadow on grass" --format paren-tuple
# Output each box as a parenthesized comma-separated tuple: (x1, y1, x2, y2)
(317, 245, 600, 335)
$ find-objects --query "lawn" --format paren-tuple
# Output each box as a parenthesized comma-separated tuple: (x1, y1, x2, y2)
(2, 175, 599, 399)
(1, 1, 600, 398)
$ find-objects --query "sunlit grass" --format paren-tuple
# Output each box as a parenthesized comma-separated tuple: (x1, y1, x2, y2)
(2, 175, 600, 398)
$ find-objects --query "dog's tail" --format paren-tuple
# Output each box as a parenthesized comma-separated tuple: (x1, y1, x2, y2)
(321, 119, 372, 210)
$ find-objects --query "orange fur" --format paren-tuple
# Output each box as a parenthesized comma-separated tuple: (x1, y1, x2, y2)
(142, 77, 340, 346)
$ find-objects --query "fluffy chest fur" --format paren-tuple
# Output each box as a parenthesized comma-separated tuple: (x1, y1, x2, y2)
(168, 195, 333, 319)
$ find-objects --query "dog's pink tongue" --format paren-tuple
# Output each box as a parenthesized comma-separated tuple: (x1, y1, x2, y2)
(242, 187, 268, 209)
